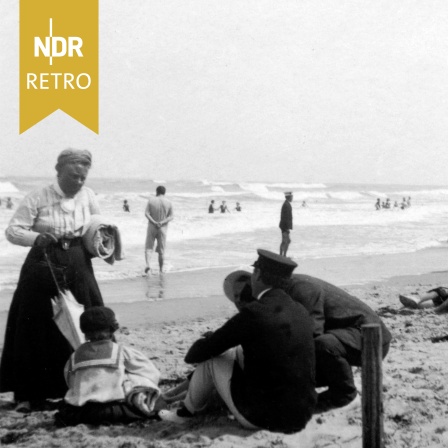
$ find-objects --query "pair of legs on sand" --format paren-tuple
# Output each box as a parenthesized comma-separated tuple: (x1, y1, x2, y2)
(399, 287, 448, 313)
(279, 230, 291, 257)
(145, 248, 164, 274)
(160, 348, 258, 428)
(145, 225, 167, 274)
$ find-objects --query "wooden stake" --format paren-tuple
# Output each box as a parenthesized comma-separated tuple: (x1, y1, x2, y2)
(362, 323, 383, 448)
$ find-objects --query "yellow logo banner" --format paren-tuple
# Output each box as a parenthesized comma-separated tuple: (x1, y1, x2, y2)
(20, 0, 98, 134)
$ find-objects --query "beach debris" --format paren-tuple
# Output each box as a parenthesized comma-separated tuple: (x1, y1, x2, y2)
(387, 398, 412, 424)
(431, 334, 448, 343)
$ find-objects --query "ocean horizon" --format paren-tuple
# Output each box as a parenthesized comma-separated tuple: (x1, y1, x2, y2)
(1, 176, 448, 311)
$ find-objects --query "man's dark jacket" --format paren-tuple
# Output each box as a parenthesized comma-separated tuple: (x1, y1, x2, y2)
(185, 288, 316, 433)
(284, 274, 392, 351)
(279, 200, 293, 231)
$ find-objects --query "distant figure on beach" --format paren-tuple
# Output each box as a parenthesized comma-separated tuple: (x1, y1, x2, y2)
(302, 201, 307, 208)
(399, 287, 448, 313)
(159, 250, 316, 432)
(279, 191, 293, 256)
(219, 201, 230, 213)
(1, 149, 105, 413)
(6, 197, 13, 209)
(375, 198, 381, 210)
(407, 196, 411, 207)
(145, 186, 174, 274)
(385, 198, 391, 209)
(123, 200, 130, 213)
(55, 306, 161, 426)
(401, 197, 407, 209)
(208, 200, 216, 213)
(235, 202, 242, 212)
(393, 201, 399, 208)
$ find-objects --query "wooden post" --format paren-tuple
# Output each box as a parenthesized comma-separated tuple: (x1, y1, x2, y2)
(361, 323, 383, 448)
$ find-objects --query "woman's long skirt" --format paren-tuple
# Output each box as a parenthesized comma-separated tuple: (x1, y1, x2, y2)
(0, 239, 104, 402)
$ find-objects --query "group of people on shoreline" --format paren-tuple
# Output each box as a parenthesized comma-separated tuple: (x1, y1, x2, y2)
(1, 148, 395, 434)
(375, 196, 411, 210)
(121, 194, 243, 275)
(208, 200, 241, 213)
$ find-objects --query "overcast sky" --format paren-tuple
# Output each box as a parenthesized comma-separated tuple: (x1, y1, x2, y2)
(1, 0, 448, 184)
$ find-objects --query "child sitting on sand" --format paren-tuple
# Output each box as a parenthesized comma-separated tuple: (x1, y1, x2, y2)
(399, 287, 448, 313)
(55, 306, 161, 426)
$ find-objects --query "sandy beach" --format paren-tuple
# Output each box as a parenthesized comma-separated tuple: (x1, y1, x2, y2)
(1, 265, 448, 447)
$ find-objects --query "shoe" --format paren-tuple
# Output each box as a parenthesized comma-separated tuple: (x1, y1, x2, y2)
(158, 409, 192, 425)
(314, 391, 357, 414)
(399, 294, 419, 309)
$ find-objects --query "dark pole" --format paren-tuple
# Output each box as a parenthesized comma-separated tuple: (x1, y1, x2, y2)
(362, 323, 384, 448)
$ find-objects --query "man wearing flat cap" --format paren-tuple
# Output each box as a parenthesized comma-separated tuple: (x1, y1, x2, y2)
(279, 192, 293, 256)
(159, 249, 316, 433)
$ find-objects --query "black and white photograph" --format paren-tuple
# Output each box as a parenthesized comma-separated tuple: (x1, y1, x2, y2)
(1, 1, 448, 446)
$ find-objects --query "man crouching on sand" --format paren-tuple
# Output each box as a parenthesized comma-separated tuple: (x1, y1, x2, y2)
(55, 307, 161, 426)
(282, 272, 392, 412)
(221, 267, 391, 413)
(159, 249, 317, 433)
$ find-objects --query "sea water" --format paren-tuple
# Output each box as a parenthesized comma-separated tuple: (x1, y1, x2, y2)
(1, 177, 448, 310)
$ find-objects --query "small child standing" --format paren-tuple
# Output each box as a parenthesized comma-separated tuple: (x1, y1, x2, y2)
(55, 306, 161, 426)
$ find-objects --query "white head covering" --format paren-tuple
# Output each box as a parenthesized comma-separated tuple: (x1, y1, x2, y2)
(223, 266, 253, 302)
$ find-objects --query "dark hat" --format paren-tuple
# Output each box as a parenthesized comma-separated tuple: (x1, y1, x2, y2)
(252, 249, 297, 277)
(284, 191, 293, 197)
(56, 148, 92, 172)
(80, 306, 119, 334)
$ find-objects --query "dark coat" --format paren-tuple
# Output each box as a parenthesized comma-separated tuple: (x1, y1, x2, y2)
(185, 288, 316, 433)
(0, 243, 104, 401)
(284, 274, 392, 352)
(279, 200, 293, 231)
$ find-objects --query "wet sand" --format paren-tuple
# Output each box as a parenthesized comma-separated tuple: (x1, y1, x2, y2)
(1, 244, 448, 347)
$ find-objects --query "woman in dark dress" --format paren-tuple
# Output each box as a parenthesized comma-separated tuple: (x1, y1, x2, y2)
(0, 149, 104, 412)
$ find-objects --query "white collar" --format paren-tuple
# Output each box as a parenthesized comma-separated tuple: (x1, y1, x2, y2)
(257, 288, 272, 300)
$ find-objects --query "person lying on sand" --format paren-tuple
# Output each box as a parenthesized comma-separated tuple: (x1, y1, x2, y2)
(159, 250, 316, 434)
(399, 287, 448, 313)
(55, 306, 161, 426)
